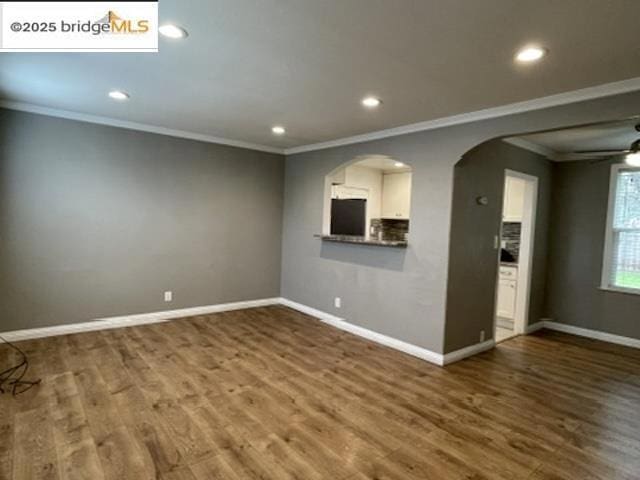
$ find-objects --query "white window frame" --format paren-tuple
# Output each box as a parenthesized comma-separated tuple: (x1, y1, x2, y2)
(601, 164, 640, 295)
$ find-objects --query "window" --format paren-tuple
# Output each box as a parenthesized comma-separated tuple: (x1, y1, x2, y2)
(602, 166, 640, 291)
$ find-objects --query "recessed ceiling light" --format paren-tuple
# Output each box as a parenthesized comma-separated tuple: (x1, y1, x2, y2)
(272, 126, 286, 135)
(362, 97, 382, 108)
(515, 46, 547, 63)
(159, 24, 188, 39)
(394, 162, 405, 167)
(108, 90, 129, 101)
(625, 152, 640, 167)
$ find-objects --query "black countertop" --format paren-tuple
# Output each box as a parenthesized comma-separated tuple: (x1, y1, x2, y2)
(315, 234, 408, 248)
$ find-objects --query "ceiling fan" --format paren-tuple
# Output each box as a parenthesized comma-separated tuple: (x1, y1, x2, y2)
(572, 123, 640, 166)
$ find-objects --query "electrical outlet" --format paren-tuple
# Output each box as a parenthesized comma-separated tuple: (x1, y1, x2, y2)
(334, 297, 341, 309)
(480, 330, 486, 342)
(164, 291, 172, 302)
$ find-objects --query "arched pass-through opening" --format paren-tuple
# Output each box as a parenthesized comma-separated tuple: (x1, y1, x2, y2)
(443, 136, 551, 354)
(320, 155, 413, 247)
(444, 114, 640, 355)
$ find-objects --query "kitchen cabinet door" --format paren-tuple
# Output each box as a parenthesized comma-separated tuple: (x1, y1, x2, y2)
(503, 177, 525, 222)
(381, 172, 411, 219)
(497, 278, 517, 319)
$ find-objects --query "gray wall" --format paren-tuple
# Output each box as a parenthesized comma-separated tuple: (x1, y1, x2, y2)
(4, 91, 640, 350)
(0, 109, 284, 331)
(545, 159, 640, 340)
(281, 91, 640, 354)
(444, 140, 552, 352)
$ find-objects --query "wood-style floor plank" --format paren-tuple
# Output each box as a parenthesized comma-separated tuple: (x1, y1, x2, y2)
(1, 305, 639, 479)
(48, 372, 104, 480)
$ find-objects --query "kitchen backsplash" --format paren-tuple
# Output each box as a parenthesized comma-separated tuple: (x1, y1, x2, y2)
(502, 221, 521, 262)
(371, 218, 409, 241)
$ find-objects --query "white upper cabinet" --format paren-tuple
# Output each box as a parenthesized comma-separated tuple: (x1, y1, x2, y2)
(332, 184, 368, 199)
(381, 172, 411, 219)
(503, 176, 525, 222)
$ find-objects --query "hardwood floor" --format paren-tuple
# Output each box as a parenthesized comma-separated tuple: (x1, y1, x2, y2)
(1, 305, 639, 480)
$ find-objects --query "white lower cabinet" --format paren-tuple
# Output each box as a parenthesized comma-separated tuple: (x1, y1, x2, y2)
(497, 277, 517, 319)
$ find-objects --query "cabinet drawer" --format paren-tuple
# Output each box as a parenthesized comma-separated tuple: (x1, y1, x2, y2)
(499, 266, 517, 278)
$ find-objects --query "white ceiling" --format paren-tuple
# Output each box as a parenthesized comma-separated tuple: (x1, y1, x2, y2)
(356, 156, 411, 173)
(2, 0, 640, 152)
(509, 118, 640, 161)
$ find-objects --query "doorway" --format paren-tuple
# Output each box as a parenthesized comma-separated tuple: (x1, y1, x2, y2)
(494, 170, 538, 343)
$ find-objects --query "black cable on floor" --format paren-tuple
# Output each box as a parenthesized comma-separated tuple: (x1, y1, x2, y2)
(0, 334, 41, 396)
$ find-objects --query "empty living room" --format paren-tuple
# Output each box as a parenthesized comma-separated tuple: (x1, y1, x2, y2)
(1, 1, 640, 479)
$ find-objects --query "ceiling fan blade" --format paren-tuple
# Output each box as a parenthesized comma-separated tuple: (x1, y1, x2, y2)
(573, 149, 631, 155)
(588, 157, 618, 165)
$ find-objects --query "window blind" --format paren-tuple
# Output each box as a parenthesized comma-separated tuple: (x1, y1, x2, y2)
(610, 170, 640, 289)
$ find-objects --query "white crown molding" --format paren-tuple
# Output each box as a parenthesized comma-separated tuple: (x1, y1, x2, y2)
(0, 100, 284, 155)
(0, 298, 280, 342)
(503, 137, 557, 159)
(543, 320, 640, 349)
(4, 77, 640, 158)
(284, 77, 640, 155)
(278, 298, 445, 365)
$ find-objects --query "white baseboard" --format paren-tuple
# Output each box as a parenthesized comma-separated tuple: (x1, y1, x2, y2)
(543, 320, 640, 349)
(10, 296, 592, 366)
(525, 321, 546, 334)
(442, 339, 496, 365)
(0, 298, 280, 342)
(279, 298, 499, 366)
(278, 298, 446, 366)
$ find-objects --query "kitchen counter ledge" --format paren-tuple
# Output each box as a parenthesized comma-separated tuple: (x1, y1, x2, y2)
(315, 234, 407, 248)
